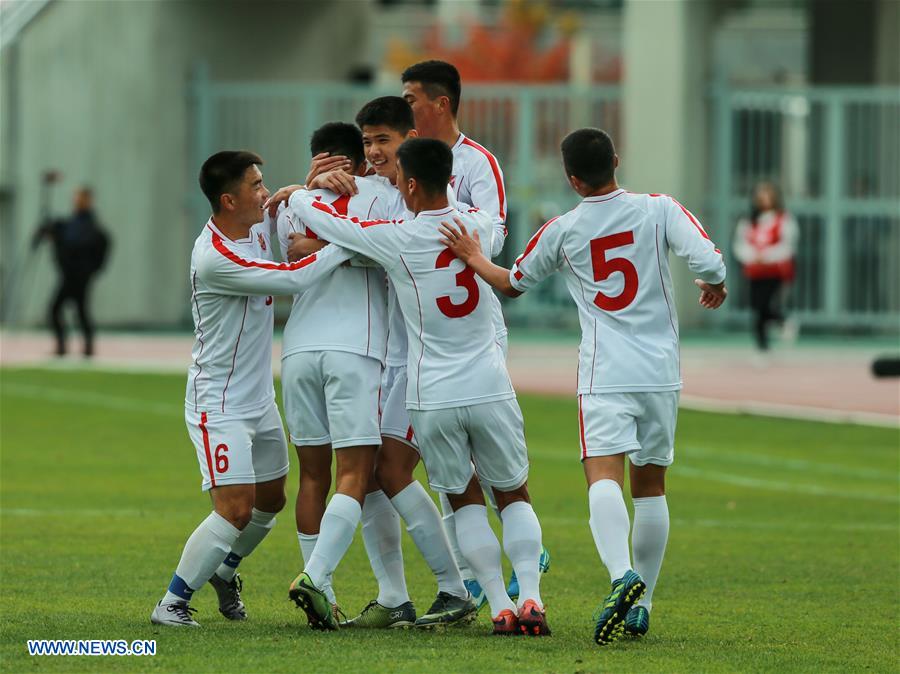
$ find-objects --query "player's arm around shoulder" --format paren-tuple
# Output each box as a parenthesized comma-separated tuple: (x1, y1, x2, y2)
(439, 212, 521, 298)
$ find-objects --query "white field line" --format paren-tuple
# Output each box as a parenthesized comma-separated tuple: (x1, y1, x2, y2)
(680, 394, 899, 429)
(1, 382, 180, 417)
(676, 465, 899, 503)
(4, 508, 893, 534)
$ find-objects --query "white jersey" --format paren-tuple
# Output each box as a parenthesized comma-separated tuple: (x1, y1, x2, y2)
(289, 190, 513, 411)
(509, 190, 726, 394)
(277, 176, 392, 363)
(451, 133, 509, 340)
(185, 218, 353, 415)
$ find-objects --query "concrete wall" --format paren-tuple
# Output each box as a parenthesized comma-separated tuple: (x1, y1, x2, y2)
(1, 0, 372, 328)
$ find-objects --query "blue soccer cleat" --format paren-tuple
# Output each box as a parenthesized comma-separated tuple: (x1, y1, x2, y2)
(592, 570, 646, 646)
(463, 578, 487, 610)
(624, 605, 650, 637)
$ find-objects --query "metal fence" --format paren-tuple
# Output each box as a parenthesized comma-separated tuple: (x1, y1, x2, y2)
(191, 68, 899, 331)
(710, 85, 900, 330)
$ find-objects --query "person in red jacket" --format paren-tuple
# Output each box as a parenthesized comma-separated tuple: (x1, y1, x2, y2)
(732, 182, 799, 353)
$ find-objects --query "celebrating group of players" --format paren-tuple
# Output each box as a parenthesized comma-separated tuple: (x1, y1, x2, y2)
(150, 60, 728, 645)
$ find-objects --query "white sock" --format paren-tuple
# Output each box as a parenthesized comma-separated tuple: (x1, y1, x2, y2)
(162, 511, 241, 605)
(297, 532, 336, 604)
(304, 493, 362, 590)
(588, 479, 632, 582)
(214, 508, 276, 581)
(438, 492, 473, 579)
(453, 504, 516, 618)
(392, 482, 467, 599)
(361, 490, 409, 608)
(501, 501, 543, 609)
(632, 495, 669, 611)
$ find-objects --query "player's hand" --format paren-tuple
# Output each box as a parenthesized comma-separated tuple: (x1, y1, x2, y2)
(695, 279, 727, 309)
(305, 152, 352, 185)
(264, 184, 304, 217)
(287, 232, 328, 262)
(308, 169, 358, 196)
(439, 218, 482, 263)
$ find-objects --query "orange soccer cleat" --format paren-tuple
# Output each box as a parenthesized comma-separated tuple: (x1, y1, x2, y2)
(517, 599, 551, 636)
(491, 609, 520, 636)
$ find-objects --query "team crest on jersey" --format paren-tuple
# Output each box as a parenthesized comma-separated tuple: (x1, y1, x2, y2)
(257, 232, 267, 251)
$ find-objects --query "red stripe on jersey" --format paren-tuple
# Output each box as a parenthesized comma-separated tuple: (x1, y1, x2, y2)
(331, 193, 351, 216)
(210, 229, 319, 270)
(406, 425, 414, 442)
(461, 137, 506, 220)
(578, 396, 587, 460)
(310, 200, 394, 228)
(649, 194, 711, 241)
(513, 216, 560, 274)
(200, 412, 216, 488)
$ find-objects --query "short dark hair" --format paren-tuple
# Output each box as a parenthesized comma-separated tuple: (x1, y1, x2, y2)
(355, 96, 415, 135)
(396, 138, 452, 197)
(560, 128, 616, 189)
(199, 150, 263, 213)
(310, 122, 365, 170)
(401, 60, 461, 116)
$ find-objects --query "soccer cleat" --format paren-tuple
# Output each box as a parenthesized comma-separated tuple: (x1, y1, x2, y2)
(624, 605, 650, 637)
(517, 599, 551, 636)
(340, 599, 416, 628)
(507, 545, 552, 601)
(414, 591, 478, 628)
(491, 609, 520, 636)
(209, 573, 246, 621)
(150, 600, 200, 627)
(463, 578, 487, 610)
(592, 570, 646, 646)
(288, 572, 338, 631)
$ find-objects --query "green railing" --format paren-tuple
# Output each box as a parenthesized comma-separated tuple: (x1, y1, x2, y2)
(710, 85, 900, 330)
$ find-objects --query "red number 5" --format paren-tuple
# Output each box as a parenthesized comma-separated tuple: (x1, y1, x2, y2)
(590, 231, 638, 311)
(214, 444, 229, 473)
(435, 248, 480, 318)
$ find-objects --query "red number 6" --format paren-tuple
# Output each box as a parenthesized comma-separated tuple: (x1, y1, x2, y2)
(214, 443, 229, 474)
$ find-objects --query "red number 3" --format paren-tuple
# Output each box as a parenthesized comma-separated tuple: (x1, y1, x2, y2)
(435, 248, 480, 318)
(590, 231, 638, 311)
(214, 443, 229, 473)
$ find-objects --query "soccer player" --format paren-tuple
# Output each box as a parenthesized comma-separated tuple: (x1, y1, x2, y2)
(438, 128, 727, 644)
(277, 100, 477, 630)
(150, 151, 354, 627)
(401, 59, 550, 603)
(275, 122, 398, 627)
(287, 138, 550, 636)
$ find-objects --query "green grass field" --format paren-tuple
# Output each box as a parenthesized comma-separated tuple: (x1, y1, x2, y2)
(1, 367, 898, 673)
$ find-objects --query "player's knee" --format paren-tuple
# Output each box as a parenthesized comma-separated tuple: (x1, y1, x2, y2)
(374, 453, 409, 493)
(495, 483, 530, 511)
(218, 502, 254, 530)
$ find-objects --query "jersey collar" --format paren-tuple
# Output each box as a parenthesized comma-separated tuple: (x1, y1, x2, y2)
(206, 217, 253, 243)
(451, 133, 466, 151)
(582, 189, 625, 203)
(418, 206, 456, 218)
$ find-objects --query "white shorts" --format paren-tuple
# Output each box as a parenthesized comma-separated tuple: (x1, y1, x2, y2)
(577, 392, 679, 466)
(185, 402, 289, 491)
(380, 365, 417, 449)
(409, 398, 529, 495)
(282, 351, 382, 449)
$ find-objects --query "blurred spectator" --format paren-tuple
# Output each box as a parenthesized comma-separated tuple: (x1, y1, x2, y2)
(732, 181, 799, 353)
(32, 188, 110, 357)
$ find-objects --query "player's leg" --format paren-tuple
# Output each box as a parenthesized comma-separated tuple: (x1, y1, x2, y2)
(72, 274, 94, 357)
(377, 366, 470, 622)
(580, 393, 647, 645)
(625, 392, 677, 637)
(210, 403, 290, 619)
(152, 412, 257, 627)
(281, 352, 336, 603)
(468, 397, 548, 636)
